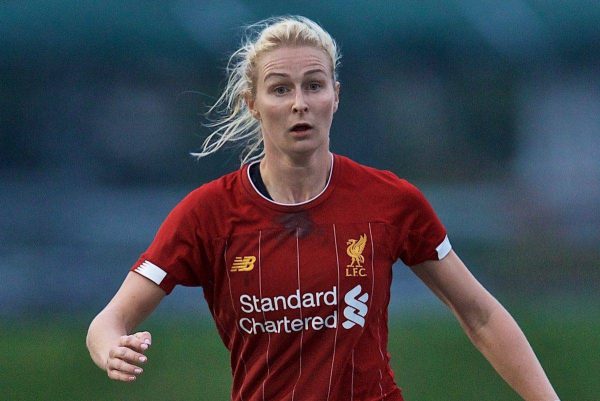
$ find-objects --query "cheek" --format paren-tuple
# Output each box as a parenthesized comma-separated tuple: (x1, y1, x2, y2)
(315, 90, 338, 112)
(257, 104, 288, 134)
(261, 106, 286, 125)
(317, 97, 337, 117)
(331, 100, 338, 114)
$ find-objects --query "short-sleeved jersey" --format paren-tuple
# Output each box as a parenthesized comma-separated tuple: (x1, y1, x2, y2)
(132, 154, 451, 401)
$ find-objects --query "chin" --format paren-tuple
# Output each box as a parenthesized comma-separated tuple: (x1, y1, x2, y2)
(288, 140, 329, 157)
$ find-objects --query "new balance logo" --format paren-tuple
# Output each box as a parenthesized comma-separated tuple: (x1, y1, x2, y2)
(342, 285, 369, 329)
(231, 256, 256, 272)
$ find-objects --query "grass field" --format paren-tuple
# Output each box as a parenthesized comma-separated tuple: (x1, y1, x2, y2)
(1, 307, 598, 401)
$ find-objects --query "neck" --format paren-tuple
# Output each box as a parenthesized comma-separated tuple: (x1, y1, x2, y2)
(260, 150, 332, 204)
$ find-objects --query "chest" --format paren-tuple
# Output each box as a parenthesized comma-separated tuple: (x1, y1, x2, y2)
(207, 219, 395, 326)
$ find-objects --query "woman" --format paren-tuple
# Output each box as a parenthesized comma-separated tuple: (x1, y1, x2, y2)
(86, 16, 560, 401)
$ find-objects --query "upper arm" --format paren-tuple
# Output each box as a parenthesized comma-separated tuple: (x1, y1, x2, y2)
(409, 250, 499, 331)
(103, 272, 166, 333)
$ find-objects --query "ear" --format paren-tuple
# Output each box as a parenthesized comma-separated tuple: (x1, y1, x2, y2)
(244, 92, 260, 120)
(333, 81, 340, 113)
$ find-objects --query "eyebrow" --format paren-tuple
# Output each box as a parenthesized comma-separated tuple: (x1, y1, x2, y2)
(263, 68, 329, 82)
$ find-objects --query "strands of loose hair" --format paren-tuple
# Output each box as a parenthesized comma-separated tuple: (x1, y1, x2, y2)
(191, 15, 340, 166)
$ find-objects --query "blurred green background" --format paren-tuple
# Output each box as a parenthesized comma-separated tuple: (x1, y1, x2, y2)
(1, 1, 599, 400)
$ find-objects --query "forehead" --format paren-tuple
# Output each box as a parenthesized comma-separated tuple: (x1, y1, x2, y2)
(256, 46, 333, 80)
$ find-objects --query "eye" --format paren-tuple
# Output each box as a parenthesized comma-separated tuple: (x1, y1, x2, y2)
(273, 86, 289, 95)
(307, 82, 322, 91)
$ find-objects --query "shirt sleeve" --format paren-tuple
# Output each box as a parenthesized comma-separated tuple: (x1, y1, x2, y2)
(394, 180, 451, 266)
(130, 191, 208, 294)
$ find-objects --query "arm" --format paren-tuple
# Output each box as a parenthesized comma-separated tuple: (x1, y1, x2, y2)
(410, 250, 559, 401)
(86, 272, 166, 382)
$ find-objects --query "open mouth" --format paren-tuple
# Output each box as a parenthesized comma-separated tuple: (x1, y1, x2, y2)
(290, 123, 312, 132)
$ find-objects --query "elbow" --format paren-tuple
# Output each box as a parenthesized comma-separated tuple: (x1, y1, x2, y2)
(453, 296, 502, 346)
(457, 311, 489, 346)
(85, 315, 104, 369)
(86, 316, 97, 354)
(86, 312, 106, 356)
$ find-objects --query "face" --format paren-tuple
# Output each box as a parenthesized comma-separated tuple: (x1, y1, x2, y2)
(246, 46, 340, 160)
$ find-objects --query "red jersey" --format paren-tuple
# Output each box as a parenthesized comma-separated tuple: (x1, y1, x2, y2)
(132, 154, 451, 401)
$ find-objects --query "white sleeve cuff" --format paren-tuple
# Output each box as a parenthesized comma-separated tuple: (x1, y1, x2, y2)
(134, 260, 167, 285)
(435, 235, 452, 260)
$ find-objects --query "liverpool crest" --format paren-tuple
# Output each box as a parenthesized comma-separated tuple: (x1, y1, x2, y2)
(346, 234, 367, 277)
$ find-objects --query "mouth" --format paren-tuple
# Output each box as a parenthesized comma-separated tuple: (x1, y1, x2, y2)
(290, 123, 313, 132)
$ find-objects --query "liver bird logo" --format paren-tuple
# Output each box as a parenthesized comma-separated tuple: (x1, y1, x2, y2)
(346, 234, 367, 268)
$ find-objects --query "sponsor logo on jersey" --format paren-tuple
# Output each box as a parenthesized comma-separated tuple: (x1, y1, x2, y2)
(342, 285, 369, 329)
(231, 256, 256, 272)
(237, 285, 369, 334)
(346, 234, 367, 277)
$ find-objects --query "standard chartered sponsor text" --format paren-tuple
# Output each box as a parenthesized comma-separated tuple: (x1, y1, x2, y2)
(239, 286, 338, 335)
(239, 313, 338, 334)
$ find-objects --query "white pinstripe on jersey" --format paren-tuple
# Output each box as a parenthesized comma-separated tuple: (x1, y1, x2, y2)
(351, 349, 355, 401)
(257, 230, 271, 401)
(224, 240, 247, 401)
(369, 223, 385, 397)
(290, 228, 304, 401)
(326, 224, 341, 401)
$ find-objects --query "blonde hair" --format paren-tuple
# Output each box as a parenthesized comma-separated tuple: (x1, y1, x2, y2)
(191, 15, 341, 165)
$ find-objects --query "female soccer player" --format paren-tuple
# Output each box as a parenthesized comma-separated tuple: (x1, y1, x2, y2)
(86, 15, 560, 401)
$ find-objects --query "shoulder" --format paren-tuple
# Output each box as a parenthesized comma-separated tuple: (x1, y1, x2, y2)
(169, 168, 243, 217)
(185, 169, 241, 201)
(335, 154, 421, 197)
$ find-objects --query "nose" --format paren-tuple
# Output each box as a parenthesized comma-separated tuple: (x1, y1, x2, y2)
(292, 91, 309, 113)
